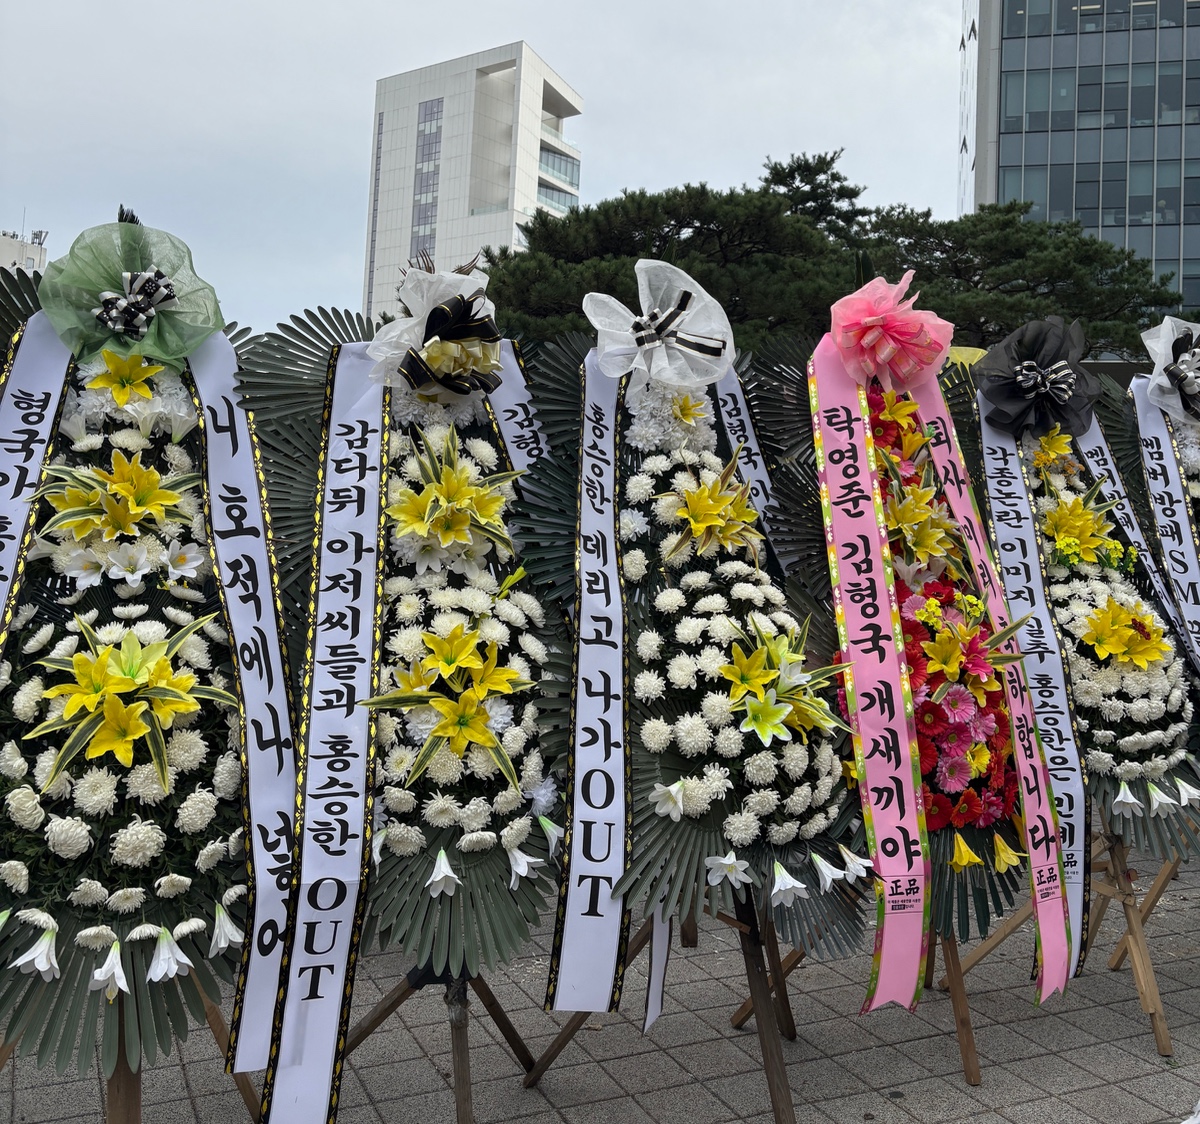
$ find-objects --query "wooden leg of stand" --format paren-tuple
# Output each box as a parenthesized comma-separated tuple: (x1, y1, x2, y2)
(106, 996, 142, 1124)
(345, 976, 417, 1056)
(203, 997, 261, 1122)
(735, 895, 797, 1124)
(469, 976, 535, 1072)
(1109, 836, 1172, 1057)
(446, 978, 474, 1124)
(923, 933, 938, 990)
(730, 950, 803, 1030)
(0, 1038, 14, 1072)
(524, 918, 656, 1088)
(760, 918, 797, 1042)
(680, 908, 699, 949)
(1109, 856, 1180, 972)
(936, 900, 1032, 992)
(941, 933, 981, 1087)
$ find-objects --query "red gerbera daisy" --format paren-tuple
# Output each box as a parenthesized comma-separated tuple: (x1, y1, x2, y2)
(1002, 774, 1019, 816)
(871, 417, 899, 449)
(923, 578, 957, 604)
(918, 735, 939, 775)
(950, 788, 983, 828)
(925, 791, 954, 831)
(915, 701, 949, 739)
(907, 654, 929, 693)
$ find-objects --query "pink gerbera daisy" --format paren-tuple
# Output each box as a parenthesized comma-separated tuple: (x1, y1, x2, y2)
(968, 710, 998, 742)
(975, 788, 1005, 828)
(940, 684, 977, 725)
(936, 754, 972, 793)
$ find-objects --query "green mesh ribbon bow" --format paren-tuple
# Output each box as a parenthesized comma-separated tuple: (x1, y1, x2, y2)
(38, 222, 224, 371)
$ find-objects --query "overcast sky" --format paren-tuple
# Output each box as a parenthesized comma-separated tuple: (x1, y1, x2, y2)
(2, 1, 962, 333)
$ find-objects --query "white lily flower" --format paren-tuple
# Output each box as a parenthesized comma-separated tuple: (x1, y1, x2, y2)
(1113, 780, 1145, 818)
(507, 848, 545, 891)
(425, 849, 462, 899)
(837, 845, 874, 884)
(770, 861, 808, 907)
(90, 941, 129, 1003)
(811, 853, 847, 893)
(538, 816, 565, 858)
(1175, 777, 1200, 807)
(107, 541, 151, 585)
(11, 927, 60, 981)
(1148, 782, 1179, 818)
(650, 780, 686, 823)
(147, 926, 194, 982)
(209, 903, 245, 957)
(704, 850, 752, 888)
(165, 541, 205, 581)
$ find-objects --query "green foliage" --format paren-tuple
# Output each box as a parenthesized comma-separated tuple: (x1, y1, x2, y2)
(867, 201, 1181, 358)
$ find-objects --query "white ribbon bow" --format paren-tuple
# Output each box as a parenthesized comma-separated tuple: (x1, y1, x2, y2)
(582, 260, 733, 398)
(1143, 315, 1200, 424)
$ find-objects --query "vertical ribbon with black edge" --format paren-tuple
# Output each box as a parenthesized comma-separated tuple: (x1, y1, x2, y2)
(642, 909, 672, 1032)
(185, 331, 299, 1072)
(544, 349, 632, 1014)
(1075, 415, 1200, 676)
(1132, 377, 1200, 662)
(260, 343, 387, 1124)
(910, 376, 1072, 992)
(976, 400, 1081, 985)
(486, 340, 549, 474)
(0, 312, 74, 652)
(714, 364, 774, 534)
(810, 334, 929, 1012)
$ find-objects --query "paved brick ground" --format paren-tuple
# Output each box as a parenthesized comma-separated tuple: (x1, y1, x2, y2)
(5, 854, 1200, 1123)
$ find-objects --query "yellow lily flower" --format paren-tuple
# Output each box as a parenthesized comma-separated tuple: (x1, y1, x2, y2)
(145, 657, 199, 729)
(42, 645, 123, 719)
(86, 695, 151, 768)
(97, 451, 183, 521)
(739, 688, 792, 747)
(386, 486, 437, 538)
(468, 485, 506, 526)
(108, 633, 169, 689)
(922, 629, 963, 681)
(421, 624, 484, 681)
(469, 643, 521, 699)
(429, 505, 473, 547)
(993, 835, 1026, 875)
(720, 643, 778, 702)
(1082, 600, 1132, 661)
(87, 351, 163, 408)
(433, 464, 478, 507)
(429, 690, 497, 756)
(394, 660, 438, 693)
(671, 394, 708, 426)
(879, 389, 920, 432)
(948, 831, 984, 874)
(1033, 424, 1073, 469)
(900, 429, 929, 462)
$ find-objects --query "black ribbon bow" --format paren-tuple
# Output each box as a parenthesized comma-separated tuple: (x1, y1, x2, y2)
(976, 317, 1099, 437)
(395, 288, 503, 396)
(1163, 329, 1200, 422)
(629, 290, 727, 359)
(92, 268, 177, 339)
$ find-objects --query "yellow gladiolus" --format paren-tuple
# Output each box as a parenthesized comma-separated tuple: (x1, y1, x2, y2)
(948, 831, 984, 874)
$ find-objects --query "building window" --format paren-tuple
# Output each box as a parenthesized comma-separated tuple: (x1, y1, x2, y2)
(1131, 0, 1159, 28)
(1102, 160, 1128, 224)
(366, 111, 384, 317)
(1078, 66, 1103, 128)
(1161, 0, 1185, 24)
(1183, 259, 1200, 306)
(1104, 64, 1129, 127)
(538, 147, 581, 188)
(1004, 0, 1027, 37)
(1025, 166, 1050, 219)
(1003, 72, 1026, 132)
(1185, 159, 1200, 221)
(1029, 0, 1053, 33)
(536, 182, 578, 213)
(1050, 163, 1076, 219)
(1054, 0, 1079, 33)
(1130, 63, 1157, 125)
(409, 97, 444, 260)
(1027, 70, 1051, 129)
(1189, 0, 1200, 25)
(1052, 69, 1077, 127)
(1160, 61, 1184, 123)
(1107, 0, 1132, 30)
(1129, 161, 1155, 222)
(1158, 159, 1182, 221)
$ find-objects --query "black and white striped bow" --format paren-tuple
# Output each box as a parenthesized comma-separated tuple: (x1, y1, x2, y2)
(629, 290, 727, 360)
(1014, 359, 1076, 403)
(92, 268, 177, 339)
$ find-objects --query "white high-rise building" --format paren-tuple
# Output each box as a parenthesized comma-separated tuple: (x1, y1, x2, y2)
(363, 41, 583, 319)
(0, 229, 48, 275)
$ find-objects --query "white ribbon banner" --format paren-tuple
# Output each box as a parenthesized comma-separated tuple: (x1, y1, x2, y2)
(1132, 377, 1200, 661)
(714, 364, 773, 532)
(487, 340, 549, 473)
(262, 343, 386, 1123)
(189, 333, 299, 1073)
(0, 312, 73, 645)
(546, 349, 630, 1013)
(978, 400, 1088, 978)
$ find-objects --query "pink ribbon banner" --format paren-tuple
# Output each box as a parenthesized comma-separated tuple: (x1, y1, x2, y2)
(908, 378, 1071, 1001)
(810, 334, 930, 1013)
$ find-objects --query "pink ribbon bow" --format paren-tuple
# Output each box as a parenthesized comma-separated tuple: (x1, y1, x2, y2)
(830, 270, 953, 391)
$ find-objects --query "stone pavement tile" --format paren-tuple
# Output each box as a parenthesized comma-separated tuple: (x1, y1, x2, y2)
(1115, 1033, 1200, 1069)
(468, 1073, 558, 1124)
(812, 1089, 919, 1123)
(996, 1096, 1102, 1123)
(661, 1037, 761, 1081)
(786, 1055, 871, 1101)
(142, 1103, 198, 1124)
(665, 979, 748, 1013)
(601, 1047, 691, 1095)
(1064, 1085, 1172, 1124)
(1059, 997, 1163, 1043)
(174, 1091, 254, 1124)
(12, 1077, 102, 1123)
(893, 1033, 979, 1078)
(1119, 1072, 1200, 1118)
(856, 1005, 942, 1046)
(969, 987, 1041, 1027)
(642, 1012, 721, 1051)
(138, 1064, 190, 1106)
(562, 1102, 653, 1124)
(536, 1061, 624, 1109)
(827, 1044, 932, 1090)
(1005, 1012, 1100, 1051)
(373, 1086, 459, 1121)
(956, 1063, 1052, 1110)
(968, 1024, 1042, 1065)
(874, 1076, 987, 1123)
(576, 1018, 662, 1062)
(797, 1015, 888, 1058)
(179, 1056, 260, 1098)
(1061, 1040, 1166, 1082)
(331, 1067, 372, 1110)
(356, 1055, 448, 1100)
(707, 1070, 833, 1122)
(341, 1020, 426, 1066)
(1011, 1052, 1106, 1095)
(634, 1081, 736, 1124)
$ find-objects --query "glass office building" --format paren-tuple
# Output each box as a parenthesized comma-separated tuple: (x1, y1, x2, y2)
(967, 0, 1200, 304)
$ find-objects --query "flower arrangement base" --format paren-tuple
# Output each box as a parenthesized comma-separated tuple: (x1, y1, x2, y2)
(343, 961, 536, 1124)
(1105, 854, 1181, 973)
(935, 931, 983, 1086)
(728, 927, 803, 1034)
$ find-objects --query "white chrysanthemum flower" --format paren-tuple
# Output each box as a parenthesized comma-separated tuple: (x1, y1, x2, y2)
(457, 797, 492, 834)
(501, 725, 529, 758)
(384, 822, 426, 857)
(634, 670, 666, 702)
(76, 925, 118, 951)
(477, 618, 511, 648)
(384, 748, 415, 783)
(679, 778, 713, 817)
(622, 549, 649, 582)
(126, 763, 175, 804)
(784, 785, 813, 815)
(0, 860, 29, 894)
(706, 615, 742, 645)
(457, 830, 497, 853)
(713, 727, 744, 758)
(45, 815, 91, 859)
(518, 633, 548, 664)
(641, 717, 673, 753)
(666, 654, 698, 689)
(0, 740, 27, 779)
(674, 616, 706, 645)
(655, 588, 687, 614)
(387, 627, 426, 663)
(166, 729, 208, 773)
(520, 750, 545, 791)
(695, 646, 726, 680)
(745, 789, 780, 817)
(195, 840, 227, 872)
(176, 788, 219, 834)
(493, 786, 524, 816)
(619, 509, 650, 541)
(674, 714, 713, 758)
(69, 878, 109, 907)
(106, 888, 147, 914)
(155, 874, 192, 899)
(767, 821, 800, 845)
(781, 743, 811, 779)
(423, 793, 462, 828)
(700, 691, 735, 728)
(111, 818, 167, 867)
(6, 786, 45, 831)
(693, 593, 730, 614)
(465, 746, 501, 780)
(32, 750, 72, 801)
(130, 620, 170, 647)
(799, 812, 829, 840)
(48, 635, 80, 659)
(425, 746, 465, 786)
(176, 634, 211, 669)
(636, 631, 663, 662)
(212, 752, 242, 801)
(11, 676, 44, 723)
(493, 599, 528, 628)
(744, 751, 779, 786)
(723, 811, 761, 847)
(20, 623, 55, 655)
(383, 786, 417, 815)
(499, 816, 532, 852)
(624, 474, 656, 503)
